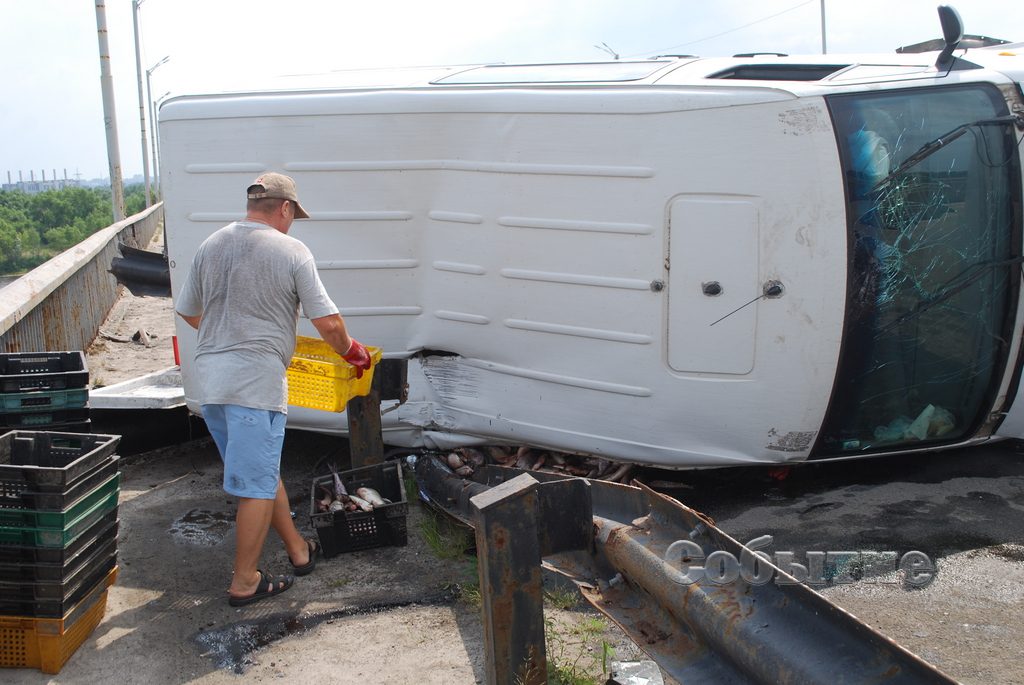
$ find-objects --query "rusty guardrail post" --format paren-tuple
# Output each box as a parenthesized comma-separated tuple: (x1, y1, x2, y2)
(347, 359, 407, 468)
(346, 375, 383, 469)
(470, 472, 592, 685)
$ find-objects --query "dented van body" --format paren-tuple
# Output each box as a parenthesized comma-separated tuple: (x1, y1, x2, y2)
(161, 43, 1024, 467)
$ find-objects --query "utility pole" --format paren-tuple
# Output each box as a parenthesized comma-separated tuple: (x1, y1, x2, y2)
(820, 0, 827, 54)
(132, 0, 153, 207)
(95, 1, 126, 222)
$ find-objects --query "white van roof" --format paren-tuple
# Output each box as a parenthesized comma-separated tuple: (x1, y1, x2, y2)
(160, 47, 1024, 121)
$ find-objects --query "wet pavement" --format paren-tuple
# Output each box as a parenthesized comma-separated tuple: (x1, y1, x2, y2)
(5, 430, 488, 684)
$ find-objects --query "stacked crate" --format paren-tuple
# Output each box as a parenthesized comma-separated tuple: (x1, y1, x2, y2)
(0, 352, 91, 433)
(0, 430, 121, 674)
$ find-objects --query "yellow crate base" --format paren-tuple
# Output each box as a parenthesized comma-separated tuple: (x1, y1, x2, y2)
(0, 566, 117, 674)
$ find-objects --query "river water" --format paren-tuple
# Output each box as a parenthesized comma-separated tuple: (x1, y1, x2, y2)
(0, 274, 22, 291)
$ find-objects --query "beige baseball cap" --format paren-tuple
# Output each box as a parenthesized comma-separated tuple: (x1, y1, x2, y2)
(246, 172, 310, 219)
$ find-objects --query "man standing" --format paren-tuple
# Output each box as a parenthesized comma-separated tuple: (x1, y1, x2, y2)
(176, 172, 371, 606)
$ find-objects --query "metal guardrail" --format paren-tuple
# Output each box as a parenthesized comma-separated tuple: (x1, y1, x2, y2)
(0, 203, 163, 354)
(415, 456, 956, 685)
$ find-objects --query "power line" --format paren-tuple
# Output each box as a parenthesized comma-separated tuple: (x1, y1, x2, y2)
(623, 0, 817, 58)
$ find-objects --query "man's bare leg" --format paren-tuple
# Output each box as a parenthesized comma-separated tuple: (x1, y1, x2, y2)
(228, 496, 279, 597)
(270, 479, 311, 566)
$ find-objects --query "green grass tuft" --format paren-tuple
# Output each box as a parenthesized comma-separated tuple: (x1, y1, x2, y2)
(544, 586, 580, 611)
(418, 509, 472, 560)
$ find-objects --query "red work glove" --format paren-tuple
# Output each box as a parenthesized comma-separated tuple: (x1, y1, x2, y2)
(342, 338, 372, 379)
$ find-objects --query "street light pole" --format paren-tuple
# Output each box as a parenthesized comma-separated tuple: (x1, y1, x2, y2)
(132, 0, 152, 207)
(146, 56, 169, 197)
(820, 0, 827, 54)
(94, 1, 125, 222)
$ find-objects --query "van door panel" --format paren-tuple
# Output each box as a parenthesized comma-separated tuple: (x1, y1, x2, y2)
(668, 197, 759, 374)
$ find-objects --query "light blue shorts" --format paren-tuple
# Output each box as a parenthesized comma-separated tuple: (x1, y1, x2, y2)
(202, 404, 286, 500)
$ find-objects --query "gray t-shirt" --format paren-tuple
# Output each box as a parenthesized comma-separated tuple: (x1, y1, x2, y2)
(175, 220, 339, 412)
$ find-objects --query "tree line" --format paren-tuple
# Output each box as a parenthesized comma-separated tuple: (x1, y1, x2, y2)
(0, 184, 149, 275)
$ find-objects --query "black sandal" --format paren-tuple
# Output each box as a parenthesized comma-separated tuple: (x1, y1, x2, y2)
(228, 569, 294, 607)
(290, 538, 319, 577)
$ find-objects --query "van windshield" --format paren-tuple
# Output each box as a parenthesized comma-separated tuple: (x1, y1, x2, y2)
(817, 84, 1021, 456)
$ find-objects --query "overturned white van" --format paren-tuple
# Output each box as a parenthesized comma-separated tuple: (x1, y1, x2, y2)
(160, 23, 1024, 468)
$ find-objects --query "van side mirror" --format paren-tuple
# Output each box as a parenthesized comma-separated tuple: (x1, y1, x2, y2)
(936, 5, 964, 68)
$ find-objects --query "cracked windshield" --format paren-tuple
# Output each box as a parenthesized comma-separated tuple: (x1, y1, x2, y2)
(819, 84, 1021, 455)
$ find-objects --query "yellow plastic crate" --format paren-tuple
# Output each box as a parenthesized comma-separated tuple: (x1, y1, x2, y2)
(0, 566, 117, 674)
(286, 336, 382, 412)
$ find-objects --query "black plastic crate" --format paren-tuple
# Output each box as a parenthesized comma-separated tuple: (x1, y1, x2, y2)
(0, 352, 88, 393)
(0, 515, 117, 583)
(0, 430, 119, 489)
(0, 511, 117, 566)
(0, 456, 117, 511)
(0, 537, 116, 601)
(0, 407, 91, 429)
(35, 419, 92, 435)
(0, 550, 116, 618)
(309, 461, 408, 557)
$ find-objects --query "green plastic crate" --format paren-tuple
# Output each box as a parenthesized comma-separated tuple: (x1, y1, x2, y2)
(0, 473, 120, 529)
(0, 389, 89, 413)
(0, 484, 119, 548)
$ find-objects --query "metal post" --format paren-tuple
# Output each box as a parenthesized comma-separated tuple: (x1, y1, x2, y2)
(346, 377, 383, 469)
(820, 0, 827, 54)
(94, 1, 125, 222)
(344, 359, 407, 468)
(132, 0, 152, 207)
(148, 86, 158, 193)
(471, 474, 547, 685)
(465, 471, 593, 685)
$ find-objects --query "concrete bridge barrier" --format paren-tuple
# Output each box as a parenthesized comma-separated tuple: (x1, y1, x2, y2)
(0, 203, 163, 353)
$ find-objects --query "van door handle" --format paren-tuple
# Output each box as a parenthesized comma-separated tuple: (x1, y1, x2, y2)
(764, 280, 784, 298)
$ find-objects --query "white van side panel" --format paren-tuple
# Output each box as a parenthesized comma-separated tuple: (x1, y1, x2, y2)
(162, 89, 847, 467)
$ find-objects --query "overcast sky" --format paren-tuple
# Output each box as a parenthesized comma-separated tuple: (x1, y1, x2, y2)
(1, 0, 1021, 182)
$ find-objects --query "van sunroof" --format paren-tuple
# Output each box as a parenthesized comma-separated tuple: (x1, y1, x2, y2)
(708, 64, 849, 81)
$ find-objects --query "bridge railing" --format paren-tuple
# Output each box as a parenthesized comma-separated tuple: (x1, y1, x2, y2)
(0, 203, 164, 354)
